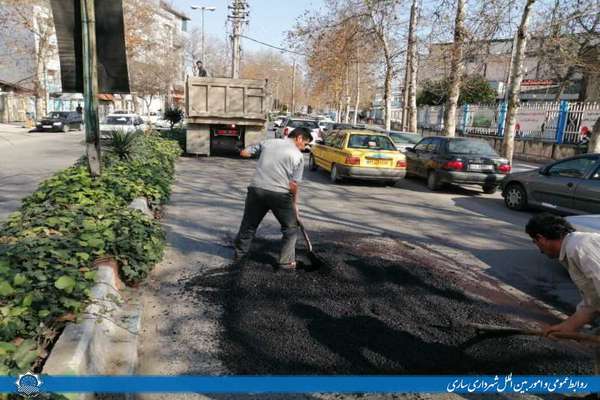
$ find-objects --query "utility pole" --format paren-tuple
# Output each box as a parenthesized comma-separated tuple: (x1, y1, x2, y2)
(81, 0, 101, 177)
(291, 59, 296, 114)
(228, 0, 247, 78)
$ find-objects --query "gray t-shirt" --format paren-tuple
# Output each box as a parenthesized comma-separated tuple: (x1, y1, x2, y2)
(247, 139, 304, 193)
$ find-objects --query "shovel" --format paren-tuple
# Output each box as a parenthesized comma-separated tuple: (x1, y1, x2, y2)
(293, 203, 329, 271)
(460, 322, 600, 349)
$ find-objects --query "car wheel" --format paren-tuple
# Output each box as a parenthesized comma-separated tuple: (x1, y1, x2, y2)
(330, 164, 341, 183)
(504, 183, 528, 211)
(309, 154, 318, 171)
(427, 170, 441, 191)
(62, 124, 69, 133)
(482, 184, 498, 195)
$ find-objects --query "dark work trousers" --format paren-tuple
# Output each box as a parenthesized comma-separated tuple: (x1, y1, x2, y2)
(234, 186, 298, 265)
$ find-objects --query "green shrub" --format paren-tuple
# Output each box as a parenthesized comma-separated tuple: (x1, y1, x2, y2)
(0, 135, 181, 374)
(163, 107, 184, 129)
(159, 128, 186, 152)
(102, 129, 143, 161)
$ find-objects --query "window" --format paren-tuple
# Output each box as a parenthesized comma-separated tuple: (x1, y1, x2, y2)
(288, 120, 318, 129)
(347, 135, 396, 151)
(414, 138, 432, 152)
(182, 19, 188, 32)
(547, 157, 598, 179)
(390, 133, 421, 145)
(446, 139, 498, 156)
(592, 166, 600, 180)
(426, 138, 443, 153)
(325, 133, 344, 148)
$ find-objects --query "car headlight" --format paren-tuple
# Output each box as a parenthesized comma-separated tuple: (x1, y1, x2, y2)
(36, 122, 42, 126)
(53, 122, 62, 126)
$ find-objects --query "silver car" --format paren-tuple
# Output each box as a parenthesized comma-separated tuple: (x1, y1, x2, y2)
(501, 154, 600, 214)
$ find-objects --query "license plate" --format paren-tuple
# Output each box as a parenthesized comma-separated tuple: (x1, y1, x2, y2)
(468, 164, 493, 172)
(366, 158, 392, 166)
(42, 125, 52, 128)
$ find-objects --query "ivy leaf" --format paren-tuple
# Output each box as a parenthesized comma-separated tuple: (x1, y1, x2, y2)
(54, 276, 76, 293)
(84, 271, 96, 281)
(13, 274, 27, 287)
(76, 252, 90, 261)
(38, 310, 51, 318)
(0, 281, 15, 297)
(22, 294, 33, 307)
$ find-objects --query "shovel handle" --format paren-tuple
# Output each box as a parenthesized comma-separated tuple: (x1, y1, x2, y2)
(470, 323, 600, 345)
(293, 202, 313, 253)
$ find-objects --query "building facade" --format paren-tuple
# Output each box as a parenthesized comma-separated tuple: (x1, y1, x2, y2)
(418, 38, 590, 102)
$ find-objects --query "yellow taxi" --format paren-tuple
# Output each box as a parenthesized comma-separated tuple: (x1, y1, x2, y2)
(309, 130, 407, 183)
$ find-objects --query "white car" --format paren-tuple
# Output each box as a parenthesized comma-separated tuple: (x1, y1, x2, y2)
(566, 215, 600, 233)
(275, 118, 322, 151)
(100, 114, 147, 138)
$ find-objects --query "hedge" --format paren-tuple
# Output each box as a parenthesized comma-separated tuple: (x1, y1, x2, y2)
(0, 133, 181, 374)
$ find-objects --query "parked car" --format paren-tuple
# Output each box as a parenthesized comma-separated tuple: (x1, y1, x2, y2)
(309, 130, 407, 184)
(100, 114, 147, 138)
(275, 118, 321, 150)
(387, 131, 422, 153)
(566, 215, 600, 233)
(141, 112, 160, 125)
(35, 111, 82, 132)
(405, 136, 511, 193)
(318, 121, 334, 133)
(501, 154, 600, 214)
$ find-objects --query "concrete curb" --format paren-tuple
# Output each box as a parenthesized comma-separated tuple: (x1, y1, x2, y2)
(42, 198, 154, 398)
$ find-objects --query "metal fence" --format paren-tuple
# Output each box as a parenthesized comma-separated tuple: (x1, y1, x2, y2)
(415, 101, 600, 145)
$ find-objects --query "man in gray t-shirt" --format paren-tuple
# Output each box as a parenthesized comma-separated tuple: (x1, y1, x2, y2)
(235, 128, 313, 269)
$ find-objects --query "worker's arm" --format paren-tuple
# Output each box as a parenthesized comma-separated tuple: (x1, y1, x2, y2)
(543, 306, 598, 336)
(290, 181, 298, 202)
(290, 157, 304, 201)
(240, 143, 262, 158)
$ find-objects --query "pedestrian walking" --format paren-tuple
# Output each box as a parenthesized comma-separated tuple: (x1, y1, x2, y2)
(234, 127, 313, 270)
(526, 213, 600, 335)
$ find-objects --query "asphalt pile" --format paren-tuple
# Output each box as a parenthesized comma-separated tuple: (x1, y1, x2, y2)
(187, 233, 592, 375)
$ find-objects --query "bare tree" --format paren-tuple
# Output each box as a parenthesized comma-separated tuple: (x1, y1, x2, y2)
(501, 0, 537, 163)
(406, 0, 419, 133)
(533, 0, 600, 101)
(0, 0, 55, 118)
(442, 0, 466, 137)
(185, 29, 230, 77)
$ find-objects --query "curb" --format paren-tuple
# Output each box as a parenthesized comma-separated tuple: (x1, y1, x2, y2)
(42, 198, 153, 398)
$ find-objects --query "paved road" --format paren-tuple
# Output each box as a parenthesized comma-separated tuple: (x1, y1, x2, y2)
(0, 124, 85, 220)
(137, 154, 577, 385)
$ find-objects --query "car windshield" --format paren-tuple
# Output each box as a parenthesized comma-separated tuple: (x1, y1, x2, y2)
(48, 112, 68, 119)
(347, 135, 397, 151)
(289, 120, 318, 129)
(390, 133, 422, 145)
(105, 116, 133, 125)
(447, 139, 498, 155)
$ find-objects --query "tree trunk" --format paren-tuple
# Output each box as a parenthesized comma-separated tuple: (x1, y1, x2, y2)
(401, 66, 409, 131)
(501, 0, 537, 163)
(443, 0, 465, 137)
(384, 64, 393, 131)
(344, 63, 351, 123)
(588, 117, 600, 154)
(353, 60, 360, 125)
(407, 0, 419, 133)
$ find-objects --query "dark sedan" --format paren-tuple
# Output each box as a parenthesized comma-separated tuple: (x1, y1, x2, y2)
(501, 154, 600, 214)
(36, 111, 82, 132)
(405, 136, 511, 193)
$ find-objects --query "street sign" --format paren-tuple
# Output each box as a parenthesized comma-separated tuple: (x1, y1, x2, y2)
(49, 0, 129, 94)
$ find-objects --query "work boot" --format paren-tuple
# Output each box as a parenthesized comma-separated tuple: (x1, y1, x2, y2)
(278, 261, 297, 271)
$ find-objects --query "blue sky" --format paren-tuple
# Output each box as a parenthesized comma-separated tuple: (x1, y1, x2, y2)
(171, 0, 323, 57)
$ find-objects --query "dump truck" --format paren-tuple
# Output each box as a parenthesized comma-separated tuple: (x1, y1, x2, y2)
(185, 77, 271, 156)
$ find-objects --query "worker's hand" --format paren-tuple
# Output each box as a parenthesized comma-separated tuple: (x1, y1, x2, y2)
(289, 181, 298, 198)
(542, 320, 581, 337)
(240, 149, 252, 158)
